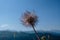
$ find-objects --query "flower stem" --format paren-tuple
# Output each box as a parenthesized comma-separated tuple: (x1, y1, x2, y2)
(32, 26, 40, 40)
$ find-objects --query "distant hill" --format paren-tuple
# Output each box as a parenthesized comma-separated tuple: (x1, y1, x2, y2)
(0, 31, 60, 40)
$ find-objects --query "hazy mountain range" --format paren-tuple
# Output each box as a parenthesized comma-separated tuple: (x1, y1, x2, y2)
(0, 30, 60, 40)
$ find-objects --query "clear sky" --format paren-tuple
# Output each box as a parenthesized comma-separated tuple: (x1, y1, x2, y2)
(0, 0, 60, 31)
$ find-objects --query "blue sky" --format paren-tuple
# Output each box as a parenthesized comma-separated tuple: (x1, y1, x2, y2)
(0, 0, 60, 31)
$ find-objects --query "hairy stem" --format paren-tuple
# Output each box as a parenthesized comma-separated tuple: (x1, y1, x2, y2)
(32, 26, 40, 40)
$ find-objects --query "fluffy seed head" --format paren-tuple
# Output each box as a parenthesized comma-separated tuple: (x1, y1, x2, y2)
(21, 11, 38, 27)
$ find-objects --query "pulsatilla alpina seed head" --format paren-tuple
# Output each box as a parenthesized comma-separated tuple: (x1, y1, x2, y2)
(21, 11, 38, 27)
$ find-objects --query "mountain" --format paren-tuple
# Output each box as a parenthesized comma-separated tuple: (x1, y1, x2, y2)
(0, 31, 60, 40)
